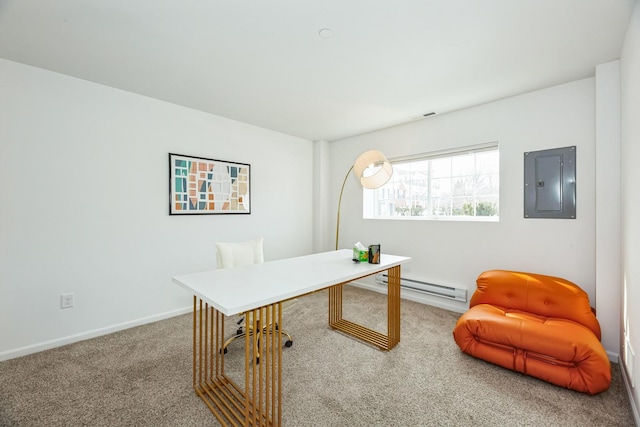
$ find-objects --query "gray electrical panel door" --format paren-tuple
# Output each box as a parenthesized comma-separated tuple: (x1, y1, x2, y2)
(524, 146, 576, 219)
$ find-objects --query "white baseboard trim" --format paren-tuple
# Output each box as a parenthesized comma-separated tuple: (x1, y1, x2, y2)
(620, 362, 640, 426)
(0, 306, 192, 362)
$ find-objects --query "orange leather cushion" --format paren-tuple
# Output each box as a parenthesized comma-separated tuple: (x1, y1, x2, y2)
(453, 270, 611, 394)
(470, 270, 601, 339)
(453, 304, 611, 395)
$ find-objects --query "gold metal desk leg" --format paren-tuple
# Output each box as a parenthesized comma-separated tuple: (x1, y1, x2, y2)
(192, 296, 282, 426)
(328, 265, 401, 350)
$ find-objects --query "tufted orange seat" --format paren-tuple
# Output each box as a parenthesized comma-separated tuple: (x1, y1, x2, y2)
(453, 270, 611, 395)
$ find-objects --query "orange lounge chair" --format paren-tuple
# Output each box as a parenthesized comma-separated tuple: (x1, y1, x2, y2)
(453, 270, 611, 395)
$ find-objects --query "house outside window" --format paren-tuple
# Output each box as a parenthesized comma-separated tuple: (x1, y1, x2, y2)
(363, 143, 499, 221)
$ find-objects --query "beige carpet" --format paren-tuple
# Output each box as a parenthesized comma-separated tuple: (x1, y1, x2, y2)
(0, 286, 635, 426)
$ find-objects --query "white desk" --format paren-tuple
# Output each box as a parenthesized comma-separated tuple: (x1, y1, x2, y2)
(173, 249, 411, 426)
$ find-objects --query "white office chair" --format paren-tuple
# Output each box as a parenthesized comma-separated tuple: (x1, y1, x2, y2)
(216, 237, 293, 361)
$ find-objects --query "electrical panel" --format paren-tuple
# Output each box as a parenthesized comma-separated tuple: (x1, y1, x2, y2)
(524, 146, 576, 219)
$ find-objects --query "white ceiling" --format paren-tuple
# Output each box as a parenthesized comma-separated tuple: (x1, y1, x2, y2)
(0, 1, 635, 142)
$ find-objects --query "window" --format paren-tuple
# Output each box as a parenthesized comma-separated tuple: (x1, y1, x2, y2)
(363, 143, 499, 220)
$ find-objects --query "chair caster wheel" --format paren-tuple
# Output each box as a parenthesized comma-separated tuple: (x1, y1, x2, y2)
(236, 328, 243, 335)
(219, 347, 228, 354)
(285, 340, 293, 347)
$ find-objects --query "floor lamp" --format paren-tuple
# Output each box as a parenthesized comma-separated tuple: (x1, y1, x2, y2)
(335, 150, 393, 250)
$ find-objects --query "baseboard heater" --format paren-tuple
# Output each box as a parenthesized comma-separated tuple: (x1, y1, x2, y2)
(375, 273, 467, 302)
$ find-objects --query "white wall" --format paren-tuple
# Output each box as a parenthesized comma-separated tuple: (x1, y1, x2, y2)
(0, 59, 314, 360)
(620, 0, 640, 419)
(329, 78, 600, 328)
(595, 60, 622, 358)
(312, 140, 331, 252)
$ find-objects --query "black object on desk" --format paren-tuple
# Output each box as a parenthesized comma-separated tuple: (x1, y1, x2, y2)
(368, 244, 380, 264)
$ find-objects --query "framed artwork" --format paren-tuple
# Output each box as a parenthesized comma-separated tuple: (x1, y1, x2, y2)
(169, 153, 251, 215)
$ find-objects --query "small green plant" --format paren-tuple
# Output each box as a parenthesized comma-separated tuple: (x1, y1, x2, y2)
(411, 204, 425, 216)
(462, 202, 497, 216)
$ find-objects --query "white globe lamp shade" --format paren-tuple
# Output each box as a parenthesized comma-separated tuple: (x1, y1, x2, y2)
(353, 150, 393, 189)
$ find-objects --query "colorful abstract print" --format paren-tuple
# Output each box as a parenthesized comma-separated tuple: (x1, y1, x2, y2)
(171, 155, 250, 214)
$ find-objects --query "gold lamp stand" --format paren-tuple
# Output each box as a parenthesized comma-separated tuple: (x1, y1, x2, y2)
(335, 150, 393, 250)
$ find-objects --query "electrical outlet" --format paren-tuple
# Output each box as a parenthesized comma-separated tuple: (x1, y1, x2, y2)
(60, 293, 74, 309)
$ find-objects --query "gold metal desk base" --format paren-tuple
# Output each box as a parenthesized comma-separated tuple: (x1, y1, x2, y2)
(328, 264, 401, 350)
(193, 297, 282, 427)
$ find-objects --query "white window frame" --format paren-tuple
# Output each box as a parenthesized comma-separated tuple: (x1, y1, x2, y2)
(363, 142, 499, 221)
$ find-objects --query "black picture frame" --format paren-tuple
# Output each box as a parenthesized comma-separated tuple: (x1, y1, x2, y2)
(169, 153, 251, 215)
